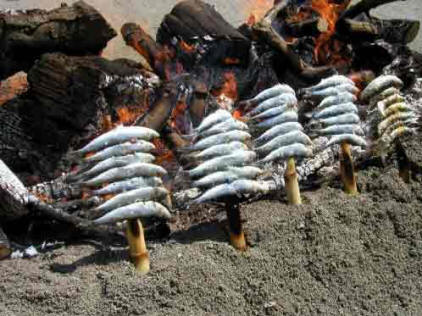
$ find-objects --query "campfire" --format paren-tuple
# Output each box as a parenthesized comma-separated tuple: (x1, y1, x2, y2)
(1, 0, 421, 272)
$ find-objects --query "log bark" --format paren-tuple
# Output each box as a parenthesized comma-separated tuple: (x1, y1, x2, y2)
(0, 0, 116, 80)
(1, 53, 159, 176)
(156, 0, 251, 67)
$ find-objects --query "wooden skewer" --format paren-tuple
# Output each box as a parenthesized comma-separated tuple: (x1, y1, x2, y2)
(284, 157, 302, 205)
(395, 140, 410, 183)
(126, 218, 150, 274)
(340, 142, 358, 195)
(225, 202, 247, 251)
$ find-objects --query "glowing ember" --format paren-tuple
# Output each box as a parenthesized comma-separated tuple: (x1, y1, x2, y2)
(245, 0, 273, 26)
(311, 0, 350, 64)
(179, 40, 196, 53)
(0, 72, 28, 106)
(212, 72, 238, 112)
(152, 138, 175, 166)
(116, 106, 147, 125)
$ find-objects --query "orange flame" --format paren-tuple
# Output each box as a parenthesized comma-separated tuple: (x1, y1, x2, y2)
(116, 106, 147, 125)
(179, 40, 196, 53)
(0, 72, 28, 106)
(212, 71, 238, 111)
(311, 0, 350, 64)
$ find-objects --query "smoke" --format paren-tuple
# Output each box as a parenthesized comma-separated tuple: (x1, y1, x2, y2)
(0, 0, 256, 60)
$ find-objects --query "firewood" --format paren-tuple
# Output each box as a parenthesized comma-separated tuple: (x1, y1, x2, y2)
(0, 224, 11, 260)
(252, 0, 335, 82)
(1, 53, 159, 176)
(285, 17, 329, 38)
(0, 0, 116, 80)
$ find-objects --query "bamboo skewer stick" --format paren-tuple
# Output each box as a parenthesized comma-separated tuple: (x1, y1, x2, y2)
(126, 219, 150, 274)
(284, 157, 302, 205)
(395, 140, 411, 183)
(340, 142, 358, 195)
(225, 202, 247, 251)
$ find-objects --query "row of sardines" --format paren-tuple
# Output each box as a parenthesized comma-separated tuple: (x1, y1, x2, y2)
(67, 74, 418, 225)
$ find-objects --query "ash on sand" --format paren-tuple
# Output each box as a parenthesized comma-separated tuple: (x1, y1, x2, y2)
(1, 140, 422, 315)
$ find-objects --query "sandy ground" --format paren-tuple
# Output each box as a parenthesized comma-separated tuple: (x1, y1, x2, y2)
(1, 1, 422, 315)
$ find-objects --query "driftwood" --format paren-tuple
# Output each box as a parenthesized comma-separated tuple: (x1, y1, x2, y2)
(0, 0, 116, 80)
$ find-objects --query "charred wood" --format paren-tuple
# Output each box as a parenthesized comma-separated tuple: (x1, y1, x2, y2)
(340, 0, 407, 19)
(285, 17, 329, 38)
(0, 1, 116, 80)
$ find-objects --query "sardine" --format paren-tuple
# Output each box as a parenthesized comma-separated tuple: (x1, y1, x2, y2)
(318, 92, 357, 110)
(188, 151, 256, 178)
(255, 122, 303, 144)
(326, 134, 367, 147)
(368, 87, 400, 107)
(183, 130, 251, 152)
(195, 142, 249, 160)
(313, 102, 358, 119)
(83, 163, 167, 187)
(379, 118, 418, 138)
(71, 153, 155, 181)
(194, 109, 232, 133)
(196, 119, 248, 139)
(380, 126, 416, 145)
(84, 141, 155, 162)
(256, 111, 298, 129)
(194, 179, 269, 204)
(260, 143, 312, 163)
(320, 113, 360, 126)
(309, 83, 359, 98)
(245, 84, 295, 107)
(319, 124, 364, 136)
(305, 75, 354, 92)
(247, 93, 297, 116)
(377, 94, 405, 113)
(382, 102, 414, 118)
(95, 187, 170, 212)
(92, 177, 163, 195)
(255, 130, 312, 154)
(251, 104, 296, 121)
(77, 126, 159, 154)
(94, 201, 171, 224)
(361, 75, 403, 102)
(192, 166, 263, 188)
(378, 112, 416, 136)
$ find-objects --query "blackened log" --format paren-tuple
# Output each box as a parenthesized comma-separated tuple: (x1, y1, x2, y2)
(338, 18, 419, 44)
(0, 1, 116, 80)
(340, 0, 407, 19)
(156, 0, 251, 67)
(0, 53, 159, 177)
(285, 18, 328, 38)
(0, 224, 11, 260)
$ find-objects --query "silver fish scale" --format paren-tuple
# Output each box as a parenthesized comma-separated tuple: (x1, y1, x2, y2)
(312, 75, 366, 148)
(362, 75, 418, 148)
(248, 84, 312, 163)
(185, 109, 267, 203)
(72, 127, 171, 224)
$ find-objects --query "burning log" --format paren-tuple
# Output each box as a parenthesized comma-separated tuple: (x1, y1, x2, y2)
(156, 0, 251, 67)
(252, 0, 335, 82)
(285, 17, 329, 38)
(0, 1, 116, 80)
(1, 53, 158, 176)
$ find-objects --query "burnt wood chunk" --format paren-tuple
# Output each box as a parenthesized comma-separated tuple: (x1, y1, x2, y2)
(285, 18, 329, 38)
(156, 0, 251, 67)
(0, 0, 116, 80)
(1, 53, 158, 177)
(340, 0, 407, 19)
